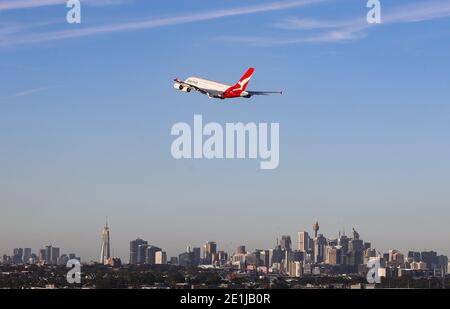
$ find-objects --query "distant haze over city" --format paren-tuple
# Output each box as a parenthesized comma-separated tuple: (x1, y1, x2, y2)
(1, 218, 448, 262)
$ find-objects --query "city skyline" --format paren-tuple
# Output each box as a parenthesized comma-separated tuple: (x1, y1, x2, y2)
(4, 218, 450, 292)
(2, 219, 448, 263)
(1, 0, 449, 265)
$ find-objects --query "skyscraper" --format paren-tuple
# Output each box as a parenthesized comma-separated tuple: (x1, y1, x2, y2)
(13, 248, 23, 264)
(192, 247, 201, 266)
(39, 249, 46, 263)
(179, 251, 193, 267)
(314, 234, 327, 263)
(260, 250, 271, 267)
(45, 246, 52, 264)
(338, 234, 349, 265)
(100, 220, 111, 265)
(236, 246, 246, 255)
(407, 251, 421, 262)
(203, 241, 217, 265)
(280, 235, 292, 252)
(51, 247, 60, 265)
(155, 251, 167, 264)
(215, 251, 228, 266)
(421, 251, 438, 269)
(129, 238, 148, 264)
(137, 244, 148, 264)
(271, 245, 283, 264)
(146, 246, 161, 265)
(326, 246, 342, 265)
(298, 231, 310, 252)
(23, 248, 32, 264)
(347, 230, 364, 269)
(43, 245, 59, 265)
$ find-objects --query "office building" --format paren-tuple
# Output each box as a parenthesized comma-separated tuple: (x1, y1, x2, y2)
(421, 251, 438, 269)
(288, 261, 303, 278)
(203, 241, 217, 265)
(23, 248, 32, 264)
(146, 246, 161, 265)
(280, 235, 292, 252)
(179, 251, 193, 267)
(298, 231, 309, 252)
(13, 248, 23, 264)
(129, 238, 148, 264)
(314, 234, 327, 263)
(259, 250, 271, 267)
(51, 247, 60, 265)
(45, 246, 52, 264)
(137, 244, 148, 264)
(236, 246, 246, 254)
(39, 249, 46, 263)
(326, 246, 342, 265)
(169, 257, 178, 265)
(192, 247, 201, 266)
(155, 251, 167, 264)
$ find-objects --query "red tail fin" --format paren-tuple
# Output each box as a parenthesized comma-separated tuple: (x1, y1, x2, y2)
(234, 68, 254, 91)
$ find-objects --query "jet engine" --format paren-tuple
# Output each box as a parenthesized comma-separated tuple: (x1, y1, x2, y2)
(173, 82, 191, 92)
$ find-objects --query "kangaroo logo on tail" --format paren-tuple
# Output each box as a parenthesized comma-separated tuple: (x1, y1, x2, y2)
(234, 67, 254, 91)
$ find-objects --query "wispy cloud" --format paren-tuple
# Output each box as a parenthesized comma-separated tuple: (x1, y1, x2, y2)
(0, 0, 130, 11)
(0, 0, 63, 11)
(0, 86, 56, 100)
(3, 0, 449, 48)
(274, 17, 359, 30)
(0, 0, 329, 47)
(220, 30, 367, 46)
(385, 0, 450, 24)
(225, 0, 450, 46)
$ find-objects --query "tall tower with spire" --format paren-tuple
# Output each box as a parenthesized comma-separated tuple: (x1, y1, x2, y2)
(100, 219, 111, 265)
(313, 220, 320, 238)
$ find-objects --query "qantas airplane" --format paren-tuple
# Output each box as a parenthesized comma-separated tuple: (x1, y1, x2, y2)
(173, 68, 282, 99)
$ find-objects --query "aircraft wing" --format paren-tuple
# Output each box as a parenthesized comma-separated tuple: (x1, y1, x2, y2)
(247, 91, 283, 96)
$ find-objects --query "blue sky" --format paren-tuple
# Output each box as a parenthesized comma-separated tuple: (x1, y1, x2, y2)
(1, 0, 450, 261)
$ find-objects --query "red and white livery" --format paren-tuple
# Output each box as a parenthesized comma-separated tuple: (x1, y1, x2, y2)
(173, 68, 282, 99)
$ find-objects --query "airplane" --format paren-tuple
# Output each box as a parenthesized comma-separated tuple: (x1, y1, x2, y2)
(173, 68, 282, 99)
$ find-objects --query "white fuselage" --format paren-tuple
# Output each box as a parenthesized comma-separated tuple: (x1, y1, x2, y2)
(185, 76, 231, 92)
